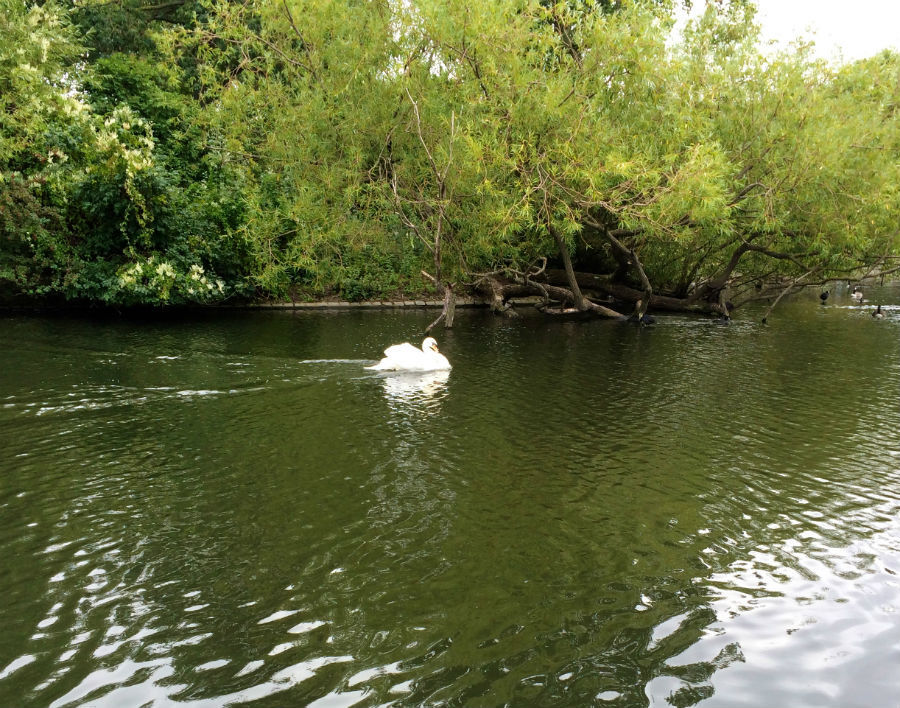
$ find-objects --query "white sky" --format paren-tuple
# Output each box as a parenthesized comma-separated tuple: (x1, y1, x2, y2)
(748, 0, 900, 62)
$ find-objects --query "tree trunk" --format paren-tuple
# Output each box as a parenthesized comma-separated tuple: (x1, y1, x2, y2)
(551, 227, 587, 310)
(474, 274, 622, 319)
(542, 270, 722, 315)
(423, 272, 456, 332)
(442, 283, 455, 328)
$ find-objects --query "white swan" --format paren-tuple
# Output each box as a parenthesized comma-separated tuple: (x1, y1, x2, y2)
(366, 337, 451, 371)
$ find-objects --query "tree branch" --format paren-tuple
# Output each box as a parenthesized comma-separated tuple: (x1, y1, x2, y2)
(761, 270, 817, 323)
(281, 0, 319, 82)
(550, 226, 586, 310)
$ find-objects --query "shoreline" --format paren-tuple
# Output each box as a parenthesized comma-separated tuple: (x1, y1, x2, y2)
(243, 296, 491, 309)
(0, 295, 551, 313)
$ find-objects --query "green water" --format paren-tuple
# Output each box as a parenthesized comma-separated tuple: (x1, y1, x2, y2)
(2, 290, 900, 707)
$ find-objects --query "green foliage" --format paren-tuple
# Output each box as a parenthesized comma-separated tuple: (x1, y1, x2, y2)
(1, 0, 899, 306)
(0, 174, 67, 298)
(0, 0, 83, 171)
(0, 0, 252, 304)
(332, 241, 425, 301)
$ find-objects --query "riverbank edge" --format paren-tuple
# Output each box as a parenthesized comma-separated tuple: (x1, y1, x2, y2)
(241, 295, 501, 310)
(0, 295, 548, 313)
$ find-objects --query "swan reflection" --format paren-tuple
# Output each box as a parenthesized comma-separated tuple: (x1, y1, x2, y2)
(379, 369, 450, 409)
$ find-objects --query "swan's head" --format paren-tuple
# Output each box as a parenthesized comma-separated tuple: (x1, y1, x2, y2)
(422, 337, 440, 353)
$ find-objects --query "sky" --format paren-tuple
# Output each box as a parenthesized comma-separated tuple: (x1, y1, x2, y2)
(746, 0, 900, 62)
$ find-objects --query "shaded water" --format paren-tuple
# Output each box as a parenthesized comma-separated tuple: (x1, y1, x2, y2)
(2, 288, 900, 707)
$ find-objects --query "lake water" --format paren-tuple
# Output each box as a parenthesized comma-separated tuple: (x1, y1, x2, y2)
(2, 289, 899, 708)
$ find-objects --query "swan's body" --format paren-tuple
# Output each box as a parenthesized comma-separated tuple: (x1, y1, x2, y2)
(366, 337, 451, 372)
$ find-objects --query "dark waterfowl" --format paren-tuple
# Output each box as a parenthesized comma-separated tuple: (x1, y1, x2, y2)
(851, 286, 863, 302)
(629, 311, 656, 325)
(628, 299, 655, 325)
(873, 305, 884, 319)
(819, 290, 829, 303)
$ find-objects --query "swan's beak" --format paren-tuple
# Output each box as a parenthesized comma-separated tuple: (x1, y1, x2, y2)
(430, 343, 439, 352)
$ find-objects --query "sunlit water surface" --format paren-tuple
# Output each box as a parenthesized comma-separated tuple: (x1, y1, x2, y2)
(2, 289, 900, 708)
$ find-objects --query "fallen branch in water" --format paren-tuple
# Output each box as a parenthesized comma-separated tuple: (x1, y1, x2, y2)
(422, 271, 456, 332)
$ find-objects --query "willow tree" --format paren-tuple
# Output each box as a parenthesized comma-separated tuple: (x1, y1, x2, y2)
(189, 0, 900, 316)
(399, 1, 900, 319)
(189, 0, 408, 298)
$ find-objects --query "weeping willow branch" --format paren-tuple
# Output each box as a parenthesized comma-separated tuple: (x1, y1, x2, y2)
(761, 270, 817, 323)
(404, 88, 457, 285)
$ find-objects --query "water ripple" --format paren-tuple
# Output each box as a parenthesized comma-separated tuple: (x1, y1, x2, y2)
(3, 301, 900, 706)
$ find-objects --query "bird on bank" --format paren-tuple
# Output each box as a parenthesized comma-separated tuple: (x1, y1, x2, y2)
(873, 305, 884, 319)
(852, 287, 863, 301)
(366, 337, 451, 371)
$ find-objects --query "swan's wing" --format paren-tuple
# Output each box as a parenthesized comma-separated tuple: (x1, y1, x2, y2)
(383, 342, 420, 358)
(432, 353, 452, 370)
